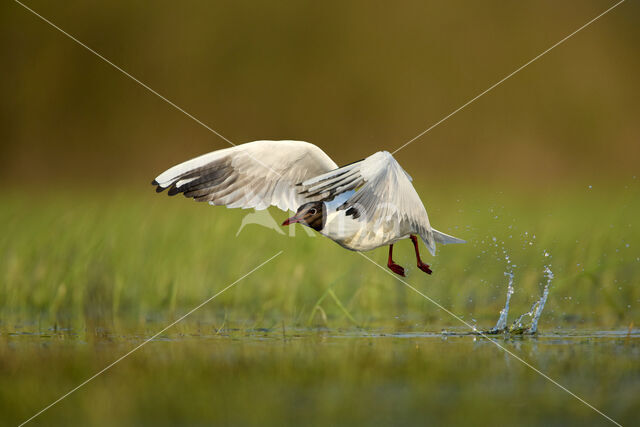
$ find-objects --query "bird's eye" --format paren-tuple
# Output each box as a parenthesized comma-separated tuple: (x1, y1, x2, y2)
(308, 208, 317, 215)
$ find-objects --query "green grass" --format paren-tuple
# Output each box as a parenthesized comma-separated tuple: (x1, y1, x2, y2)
(1, 183, 638, 332)
(0, 182, 639, 425)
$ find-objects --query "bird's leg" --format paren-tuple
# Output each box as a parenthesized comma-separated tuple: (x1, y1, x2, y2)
(410, 235, 433, 275)
(387, 244, 405, 276)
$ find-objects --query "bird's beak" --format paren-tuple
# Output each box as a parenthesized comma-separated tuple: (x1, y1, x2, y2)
(282, 214, 302, 226)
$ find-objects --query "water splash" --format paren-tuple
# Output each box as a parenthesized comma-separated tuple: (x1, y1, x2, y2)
(491, 271, 514, 332)
(443, 244, 554, 337)
(484, 253, 554, 336)
(505, 264, 553, 334)
(509, 265, 553, 334)
(527, 265, 553, 334)
(489, 248, 516, 332)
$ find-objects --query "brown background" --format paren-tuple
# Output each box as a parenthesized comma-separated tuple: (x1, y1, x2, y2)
(2, 1, 638, 188)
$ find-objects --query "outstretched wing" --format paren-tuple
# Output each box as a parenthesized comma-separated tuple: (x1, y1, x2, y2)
(153, 140, 338, 212)
(298, 151, 440, 254)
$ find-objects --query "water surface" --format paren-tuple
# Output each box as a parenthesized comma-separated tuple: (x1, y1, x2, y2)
(2, 326, 638, 426)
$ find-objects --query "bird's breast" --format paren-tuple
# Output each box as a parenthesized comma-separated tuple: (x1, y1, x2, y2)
(320, 209, 405, 252)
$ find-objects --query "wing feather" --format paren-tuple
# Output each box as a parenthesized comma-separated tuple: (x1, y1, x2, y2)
(153, 140, 338, 212)
(298, 151, 440, 254)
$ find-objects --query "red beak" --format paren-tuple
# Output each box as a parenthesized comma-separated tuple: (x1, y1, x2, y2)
(282, 215, 301, 226)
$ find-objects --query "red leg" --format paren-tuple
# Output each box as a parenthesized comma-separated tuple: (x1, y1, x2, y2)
(387, 244, 405, 276)
(410, 235, 432, 275)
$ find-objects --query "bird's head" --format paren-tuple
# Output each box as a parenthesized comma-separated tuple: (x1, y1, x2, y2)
(282, 202, 325, 231)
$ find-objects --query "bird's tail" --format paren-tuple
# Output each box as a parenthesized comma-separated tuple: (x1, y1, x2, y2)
(432, 229, 466, 245)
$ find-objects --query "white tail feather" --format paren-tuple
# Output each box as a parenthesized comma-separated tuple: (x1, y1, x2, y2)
(432, 229, 466, 245)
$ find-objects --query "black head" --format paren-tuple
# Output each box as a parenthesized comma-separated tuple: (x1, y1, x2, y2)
(282, 202, 326, 231)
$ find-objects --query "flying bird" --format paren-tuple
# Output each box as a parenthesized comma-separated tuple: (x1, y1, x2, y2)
(152, 140, 464, 276)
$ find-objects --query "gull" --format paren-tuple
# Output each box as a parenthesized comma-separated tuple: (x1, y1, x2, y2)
(152, 140, 464, 276)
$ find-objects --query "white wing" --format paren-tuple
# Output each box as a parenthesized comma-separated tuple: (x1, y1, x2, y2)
(153, 140, 338, 212)
(299, 151, 463, 254)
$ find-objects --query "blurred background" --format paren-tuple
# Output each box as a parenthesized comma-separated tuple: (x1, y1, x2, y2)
(1, 2, 639, 424)
(2, 0, 638, 187)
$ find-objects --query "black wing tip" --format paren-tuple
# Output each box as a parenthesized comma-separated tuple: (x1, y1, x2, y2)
(167, 186, 182, 196)
(151, 179, 166, 193)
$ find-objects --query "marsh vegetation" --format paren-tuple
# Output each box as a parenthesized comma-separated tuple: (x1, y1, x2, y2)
(1, 183, 638, 425)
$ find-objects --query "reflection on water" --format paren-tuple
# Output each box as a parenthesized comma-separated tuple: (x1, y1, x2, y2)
(2, 325, 638, 426)
(5, 325, 639, 342)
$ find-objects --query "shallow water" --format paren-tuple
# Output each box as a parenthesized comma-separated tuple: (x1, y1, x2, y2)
(2, 325, 638, 426)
